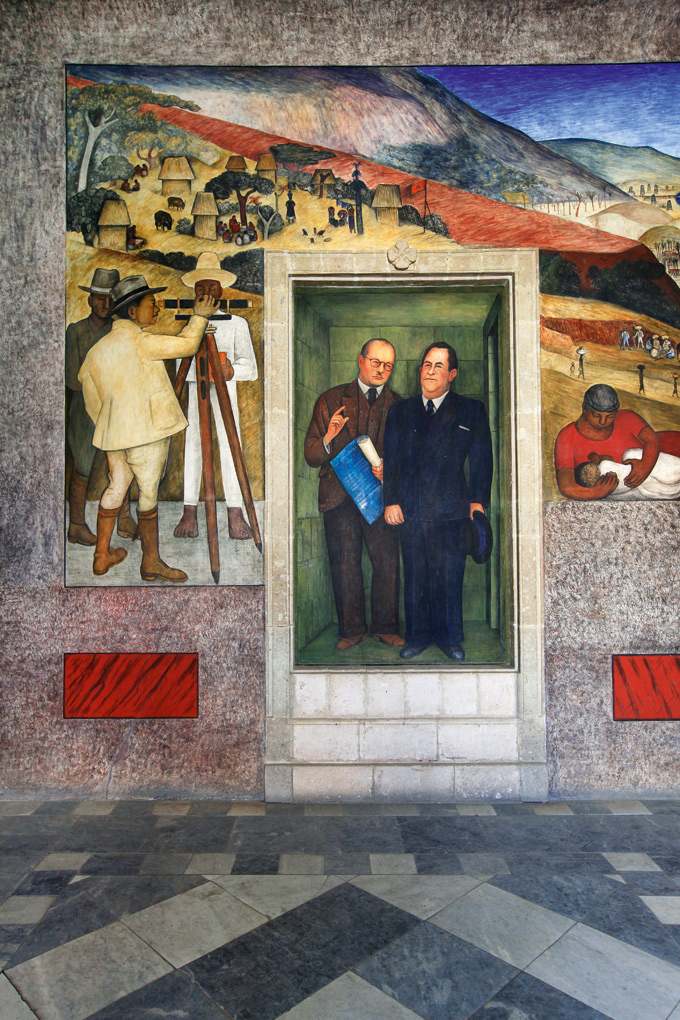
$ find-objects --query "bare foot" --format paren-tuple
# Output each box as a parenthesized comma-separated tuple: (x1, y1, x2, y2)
(174, 505, 198, 538)
(228, 507, 253, 540)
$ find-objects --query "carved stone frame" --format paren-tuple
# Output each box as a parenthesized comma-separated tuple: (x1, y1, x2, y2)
(264, 248, 544, 802)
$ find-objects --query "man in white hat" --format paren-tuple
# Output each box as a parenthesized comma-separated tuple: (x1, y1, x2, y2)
(174, 252, 258, 541)
(79, 274, 217, 581)
(65, 267, 136, 545)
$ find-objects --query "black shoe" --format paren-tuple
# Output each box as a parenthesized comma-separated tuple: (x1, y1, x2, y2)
(400, 643, 430, 659)
(438, 643, 465, 661)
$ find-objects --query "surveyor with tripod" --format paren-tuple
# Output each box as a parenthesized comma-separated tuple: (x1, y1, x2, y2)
(79, 274, 217, 582)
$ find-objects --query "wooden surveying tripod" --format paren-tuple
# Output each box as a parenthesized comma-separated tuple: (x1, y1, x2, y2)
(171, 301, 262, 584)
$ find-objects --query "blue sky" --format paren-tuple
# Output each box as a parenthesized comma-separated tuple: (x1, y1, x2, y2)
(420, 64, 680, 156)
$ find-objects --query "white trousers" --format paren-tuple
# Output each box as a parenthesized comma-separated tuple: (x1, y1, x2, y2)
(184, 382, 243, 507)
(100, 438, 170, 512)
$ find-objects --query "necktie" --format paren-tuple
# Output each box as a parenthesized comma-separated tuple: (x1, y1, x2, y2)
(367, 387, 377, 407)
(426, 399, 436, 416)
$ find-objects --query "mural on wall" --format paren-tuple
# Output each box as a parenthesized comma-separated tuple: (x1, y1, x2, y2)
(65, 65, 680, 615)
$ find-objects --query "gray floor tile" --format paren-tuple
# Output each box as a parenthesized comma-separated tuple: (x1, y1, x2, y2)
(229, 818, 319, 854)
(13, 871, 75, 896)
(582, 885, 680, 965)
(0, 973, 39, 1019)
(314, 818, 405, 854)
(504, 852, 613, 875)
(138, 853, 192, 874)
(370, 853, 417, 874)
(458, 853, 509, 876)
(123, 880, 267, 967)
(142, 817, 236, 853)
(469, 970, 612, 1019)
(604, 851, 661, 871)
(398, 817, 487, 854)
(84, 874, 206, 917)
(185, 852, 236, 874)
(356, 921, 517, 1020)
(527, 922, 680, 1020)
(621, 871, 680, 895)
(0, 897, 56, 925)
(276, 970, 424, 1019)
(351, 874, 483, 919)
(6, 921, 171, 1020)
(490, 872, 620, 921)
(0, 925, 32, 970)
(208, 874, 344, 919)
(414, 851, 465, 874)
(81, 854, 146, 876)
(231, 853, 280, 874)
(324, 852, 371, 874)
(78, 968, 228, 1019)
(430, 882, 574, 968)
(55, 819, 156, 854)
(6, 884, 118, 968)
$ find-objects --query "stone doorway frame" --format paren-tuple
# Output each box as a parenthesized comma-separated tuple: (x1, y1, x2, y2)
(264, 248, 545, 802)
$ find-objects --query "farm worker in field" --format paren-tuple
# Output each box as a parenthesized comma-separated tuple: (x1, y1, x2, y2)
(633, 325, 645, 348)
(174, 252, 258, 543)
(79, 274, 217, 581)
(619, 327, 630, 350)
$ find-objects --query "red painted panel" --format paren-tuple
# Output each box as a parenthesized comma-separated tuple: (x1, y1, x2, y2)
(64, 653, 198, 719)
(613, 655, 680, 720)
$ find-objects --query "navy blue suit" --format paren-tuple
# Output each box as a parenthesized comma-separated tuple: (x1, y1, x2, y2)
(383, 390, 493, 646)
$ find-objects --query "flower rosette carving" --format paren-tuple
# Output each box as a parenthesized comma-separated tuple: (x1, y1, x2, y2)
(387, 240, 417, 270)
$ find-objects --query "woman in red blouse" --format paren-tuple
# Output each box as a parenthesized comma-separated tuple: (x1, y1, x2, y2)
(554, 384, 661, 500)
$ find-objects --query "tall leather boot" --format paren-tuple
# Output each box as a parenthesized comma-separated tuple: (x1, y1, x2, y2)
(93, 505, 128, 575)
(68, 471, 96, 546)
(117, 491, 139, 540)
(138, 506, 188, 583)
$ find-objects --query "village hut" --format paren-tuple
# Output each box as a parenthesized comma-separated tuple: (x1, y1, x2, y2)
(97, 199, 130, 250)
(255, 153, 276, 182)
(226, 154, 247, 172)
(191, 191, 219, 240)
(159, 156, 195, 197)
(311, 168, 337, 198)
(372, 184, 403, 228)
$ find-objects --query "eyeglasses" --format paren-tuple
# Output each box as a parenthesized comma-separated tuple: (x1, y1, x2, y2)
(365, 358, 394, 371)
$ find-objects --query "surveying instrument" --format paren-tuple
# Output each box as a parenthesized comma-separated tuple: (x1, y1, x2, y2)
(164, 294, 262, 584)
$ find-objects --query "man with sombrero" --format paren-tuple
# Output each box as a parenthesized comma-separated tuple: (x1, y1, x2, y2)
(173, 252, 258, 542)
(78, 274, 216, 581)
(65, 267, 136, 545)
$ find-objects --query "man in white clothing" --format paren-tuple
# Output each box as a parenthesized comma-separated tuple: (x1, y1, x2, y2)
(575, 448, 680, 500)
(174, 252, 258, 540)
(79, 274, 216, 582)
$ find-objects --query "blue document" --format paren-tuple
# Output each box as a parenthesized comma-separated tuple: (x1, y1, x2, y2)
(331, 436, 384, 525)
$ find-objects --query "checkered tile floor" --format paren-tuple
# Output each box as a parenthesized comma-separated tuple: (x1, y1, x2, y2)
(3, 800, 680, 1019)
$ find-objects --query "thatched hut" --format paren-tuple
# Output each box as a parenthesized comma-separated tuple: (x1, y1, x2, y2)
(255, 152, 276, 182)
(372, 184, 403, 227)
(159, 157, 195, 197)
(192, 191, 219, 240)
(226, 154, 247, 172)
(311, 168, 337, 198)
(97, 199, 130, 250)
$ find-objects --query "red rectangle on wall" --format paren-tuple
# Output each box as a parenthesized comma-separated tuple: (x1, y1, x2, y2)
(64, 653, 198, 719)
(613, 655, 680, 720)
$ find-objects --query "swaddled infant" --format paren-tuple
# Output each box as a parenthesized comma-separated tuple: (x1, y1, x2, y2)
(575, 447, 680, 500)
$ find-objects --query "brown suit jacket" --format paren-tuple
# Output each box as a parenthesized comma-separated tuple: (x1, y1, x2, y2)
(304, 379, 401, 513)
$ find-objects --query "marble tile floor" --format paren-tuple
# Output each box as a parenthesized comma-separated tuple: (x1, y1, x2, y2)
(3, 800, 680, 1019)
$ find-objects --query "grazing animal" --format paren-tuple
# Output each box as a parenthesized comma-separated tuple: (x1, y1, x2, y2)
(167, 196, 185, 211)
(154, 210, 173, 231)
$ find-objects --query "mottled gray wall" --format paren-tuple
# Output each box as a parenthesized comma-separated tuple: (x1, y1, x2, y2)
(0, 0, 679, 798)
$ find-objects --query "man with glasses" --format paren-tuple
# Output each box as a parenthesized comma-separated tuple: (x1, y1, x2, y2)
(305, 338, 404, 650)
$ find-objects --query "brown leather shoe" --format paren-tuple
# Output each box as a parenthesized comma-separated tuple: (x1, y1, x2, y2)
(373, 633, 406, 648)
(138, 506, 188, 583)
(68, 471, 96, 546)
(336, 634, 367, 650)
(93, 505, 128, 575)
(117, 492, 139, 540)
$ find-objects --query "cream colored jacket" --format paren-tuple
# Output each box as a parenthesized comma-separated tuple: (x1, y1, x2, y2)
(79, 316, 207, 451)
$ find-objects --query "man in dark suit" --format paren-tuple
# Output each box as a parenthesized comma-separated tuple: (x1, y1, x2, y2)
(383, 342, 492, 661)
(304, 339, 404, 650)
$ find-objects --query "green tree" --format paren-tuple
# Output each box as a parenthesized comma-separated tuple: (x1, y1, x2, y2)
(67, 83, 199, 193)
(269, 144, 335, 189)
(206, 170, 275, 226)
(91, 154, 134, 184)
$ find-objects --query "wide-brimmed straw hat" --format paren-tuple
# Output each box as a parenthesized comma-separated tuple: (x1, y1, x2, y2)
(181, 252, 237, 289)
(108, 275, 167, 318)
(79, 268, 120, 295)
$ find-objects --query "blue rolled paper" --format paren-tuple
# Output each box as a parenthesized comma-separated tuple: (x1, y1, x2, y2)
(331, 436, 384, 525)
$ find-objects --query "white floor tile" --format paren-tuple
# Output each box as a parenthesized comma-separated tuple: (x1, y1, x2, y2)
(208, 874, 344, 919)
(603, 800, 652, 815)
(185, 853, 236, 874)
(6, 921, 171, 1020)
(278, 854, 325, 874)
(532, 802, 574, 815)
(72, 801, 116, 816)
(0, 897, 56, 925)
(304, 804, 342, 816)
(122, 881, 266, 967)
(352, 874, 483, 919)
(430, 882, 574, 968)
(0, 974, 39, 1019)
(370, 853, 417, 874)
(641, 896, 680, 924)
(151, 802, 192, 815)
(604, 852, 662, 872)
(35, 853, 91, 871)
(456, 804, 497, 816)
(0, 803, 40, 817)
(527, 923, 680, 1020)
(228, 803, 267, 815)
(275, 971, 423, 1019)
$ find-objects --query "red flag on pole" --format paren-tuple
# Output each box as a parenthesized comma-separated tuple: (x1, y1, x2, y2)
(410, 180, 425, 195)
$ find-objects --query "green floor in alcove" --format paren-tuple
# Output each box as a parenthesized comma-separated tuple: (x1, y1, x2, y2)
(297, 621, 509, 667)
